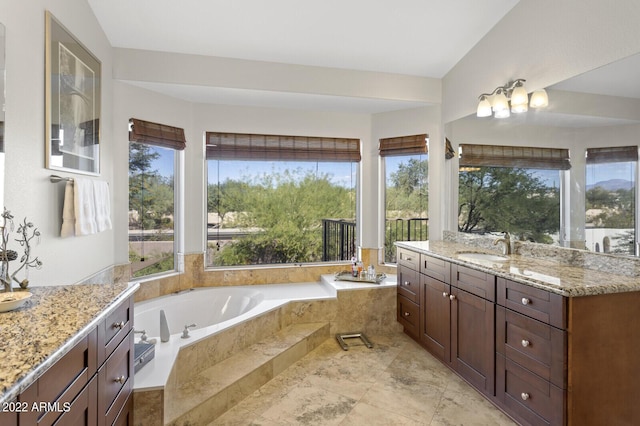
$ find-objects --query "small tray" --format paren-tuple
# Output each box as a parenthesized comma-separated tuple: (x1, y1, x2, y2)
(334, 271, 386, 284)
(0, 291, 32, 313)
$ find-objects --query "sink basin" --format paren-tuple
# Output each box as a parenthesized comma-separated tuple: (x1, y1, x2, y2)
(457, 252, 509, 262)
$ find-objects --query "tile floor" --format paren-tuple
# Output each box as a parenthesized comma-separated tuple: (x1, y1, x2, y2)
(210, 332, 517, 425)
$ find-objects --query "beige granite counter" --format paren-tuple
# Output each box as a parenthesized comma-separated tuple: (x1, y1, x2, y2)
(396, 240, 640, 297)
(0, 282, 139, 405)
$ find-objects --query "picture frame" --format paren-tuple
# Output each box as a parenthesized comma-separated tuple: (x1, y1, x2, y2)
(45, 11, 101, 175)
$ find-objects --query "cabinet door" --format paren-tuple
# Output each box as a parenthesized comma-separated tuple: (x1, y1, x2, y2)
(420, 274, 451, 362)
(451, 286, 495, 396)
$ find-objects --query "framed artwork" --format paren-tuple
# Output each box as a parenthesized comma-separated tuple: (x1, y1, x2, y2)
(45, 11, 101, 175)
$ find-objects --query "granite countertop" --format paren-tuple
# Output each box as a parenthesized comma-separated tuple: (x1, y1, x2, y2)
(0, 282, 139, 404)
(396, 240, 640, 297)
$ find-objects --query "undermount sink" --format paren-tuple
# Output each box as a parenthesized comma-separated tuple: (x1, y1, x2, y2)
(456, 252, 509, 262)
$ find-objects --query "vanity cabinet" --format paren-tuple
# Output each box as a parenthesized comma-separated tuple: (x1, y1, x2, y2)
(398, 252, 496, 398)
(496, 278, 566, 426)
(17, 295, 134, 426)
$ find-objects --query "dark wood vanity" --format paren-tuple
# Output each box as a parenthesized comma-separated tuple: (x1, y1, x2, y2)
(0, 283, 137, 426)
(397, 243, 640, 426)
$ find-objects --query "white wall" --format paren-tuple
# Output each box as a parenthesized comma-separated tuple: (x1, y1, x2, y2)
(440, 0, 640, 237)
(0, 0, 114, 285)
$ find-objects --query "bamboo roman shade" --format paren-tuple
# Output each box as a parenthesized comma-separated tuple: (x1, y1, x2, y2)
(586, 146, 638, 164)
(129, 118, 186, 150)
(206, 132, 361, 162)
(459, 144, 571, 170)
(379, 134, 428, 157)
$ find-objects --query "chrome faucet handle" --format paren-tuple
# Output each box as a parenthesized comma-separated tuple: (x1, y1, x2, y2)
(181, 323, 197, 339)
(134, 329, 148, 342)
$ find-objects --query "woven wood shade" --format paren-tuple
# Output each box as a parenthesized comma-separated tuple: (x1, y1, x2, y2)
(586, 146, 638, 164)
(379, 134, 428, 157)
(206, 132, 361, 162)
(459, 144, 571, 170)
(129, 118, 186, 150)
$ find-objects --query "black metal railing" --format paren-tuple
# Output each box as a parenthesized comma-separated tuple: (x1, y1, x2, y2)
(322, 219, 356, 261)
(321, 218, 428, 263)
(385, 218, 428, 263)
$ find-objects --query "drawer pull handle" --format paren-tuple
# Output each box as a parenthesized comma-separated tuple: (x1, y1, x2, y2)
(442, 292, 449, 298)
(521, 297, 531, 305)
(521, 392, 530, 401)
(521, 339, 530, 347)
(403, 281, 411, 286)
(405, 257, 412, 262)
(114, 375, 126, 384)
(449, 294, 456, 301)
(112, 321, 126, 329)
(404, 312, 411, 317)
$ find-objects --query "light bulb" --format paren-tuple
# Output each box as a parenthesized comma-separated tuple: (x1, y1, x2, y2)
(492, 90, 509, 113)
(510, 84, 529, 113)
(477, 96, 492, 117)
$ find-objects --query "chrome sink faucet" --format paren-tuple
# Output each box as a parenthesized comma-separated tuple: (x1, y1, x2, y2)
(494, 232, 512, 255)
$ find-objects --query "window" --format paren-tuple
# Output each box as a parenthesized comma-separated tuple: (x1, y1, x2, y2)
(206, 132, 359, 267)
(585, 146, 637, 254)
(458, 144, 567, 244)
(380, 134, 429, 263)
(128, 119, 184, 278)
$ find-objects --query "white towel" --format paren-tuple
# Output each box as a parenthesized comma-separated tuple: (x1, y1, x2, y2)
(60, 181, 76, 237)
(74, 178, 98, 236)
(93, 180, 112, 232)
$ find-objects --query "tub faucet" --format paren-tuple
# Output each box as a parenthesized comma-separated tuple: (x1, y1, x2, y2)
(160, 310, 170, 342)
(494, 232, 512, 255)
(181, 324, 196, 339)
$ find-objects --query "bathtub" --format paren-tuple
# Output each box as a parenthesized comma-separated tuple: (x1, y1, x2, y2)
(132, 282, 337, 391)
(134, 287, 265, 338)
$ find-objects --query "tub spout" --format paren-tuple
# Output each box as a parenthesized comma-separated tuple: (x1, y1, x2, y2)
(160, 310, 170, 342)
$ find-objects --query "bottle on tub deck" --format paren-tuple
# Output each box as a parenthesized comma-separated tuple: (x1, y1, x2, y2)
(357, 261, 364, 278)
(367, 264, 375, 280)
(351, 257, 358, 277)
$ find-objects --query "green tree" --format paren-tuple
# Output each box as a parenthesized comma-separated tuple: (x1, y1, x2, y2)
(207, 179, 250, 225)
(387, 158, 428, 217)
(458, 167, 559, 243)
(213, 168, 354, 265)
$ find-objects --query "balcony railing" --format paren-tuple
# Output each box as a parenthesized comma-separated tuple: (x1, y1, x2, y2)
(321, 218, 428, 263)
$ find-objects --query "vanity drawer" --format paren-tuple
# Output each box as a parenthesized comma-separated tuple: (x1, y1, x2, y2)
(496, 307, 566, 389)
(98, 330, 133, 426)
(453, 264, 495, 301)
(19, 328, 97, 425)
(398, 266, 420, 303)
(497, 355, 564, 426)
(420, 254, 451, 283)
(397, 294, 419, 338)
(98, 296, 133, 365)
(397, 248, 420, 271)
(497, 278, 566, 329)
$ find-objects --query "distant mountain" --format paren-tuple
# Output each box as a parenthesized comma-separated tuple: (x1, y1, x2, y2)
(586, 179, 634, 191)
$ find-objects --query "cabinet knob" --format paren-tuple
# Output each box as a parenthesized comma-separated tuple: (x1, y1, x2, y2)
(521, 297, 531, 305)
(449, 294, 456, 301)
(442, 292, 449, 298)
(521, 392, 530, 401)
(112, 321, 126, 329)
(114, 375, 127, 384)
(521, 339, 530, 347)
(403, 312, 411, 317)
(403, 281, 411, 286)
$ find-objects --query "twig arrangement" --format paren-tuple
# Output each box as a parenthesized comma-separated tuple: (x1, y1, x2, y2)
(1, 208, 42, 291)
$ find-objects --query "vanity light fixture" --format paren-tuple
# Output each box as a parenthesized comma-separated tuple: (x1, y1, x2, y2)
(476, 79, 548, 118)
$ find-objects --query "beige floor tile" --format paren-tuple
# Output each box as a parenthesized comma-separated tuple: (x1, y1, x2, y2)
(260, 386, 356, 425)
(212, 332, 518, 425)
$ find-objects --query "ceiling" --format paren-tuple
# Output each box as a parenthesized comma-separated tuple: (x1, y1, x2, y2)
(88, 0, 520, 113)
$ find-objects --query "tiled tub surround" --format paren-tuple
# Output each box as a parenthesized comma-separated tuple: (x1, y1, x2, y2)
(0, 281, 139, 405)
(133, 274, 400, 425)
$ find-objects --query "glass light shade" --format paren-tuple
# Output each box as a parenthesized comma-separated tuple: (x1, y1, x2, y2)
(477, 97, 492, 117)
(530, 89, 549, 108)
(494, 107, 510, 118)
(510, 85, 529, 113)
(492, 91, 509, 113)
